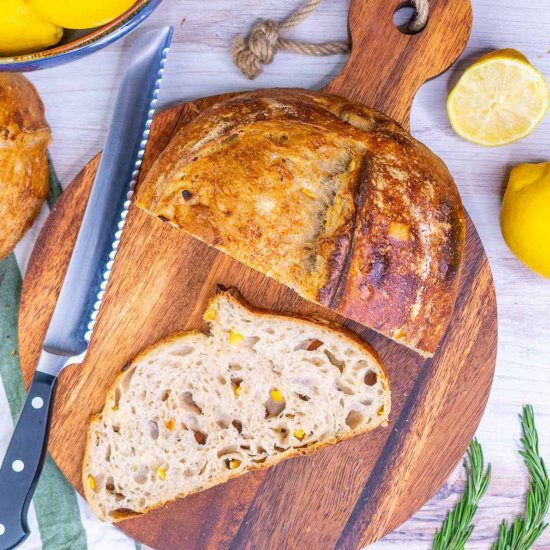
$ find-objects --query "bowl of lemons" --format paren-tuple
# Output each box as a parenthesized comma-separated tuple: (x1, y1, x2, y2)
(0, 0, 163, 71)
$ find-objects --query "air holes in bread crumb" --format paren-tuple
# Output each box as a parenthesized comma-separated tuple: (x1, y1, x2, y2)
(336, 380, 355, 395)
(133, 465, 148, 485)
(272, 425, 289, 444)
(170, 345, 194, 357)
(216, 418, 230, 429)
(148, 420, 159, 440)
(194, 430, 207, 445)
(303, 357, 325, 368)
(306, 339, 323, 351)
(298, 393, 310, 401)
(364, 371, 377, 386)
(232, 419, 243, 434)
(217, 446, 239, 459)
(294, 339, 323, 351)
(231, 378, 242, 397)
(161, 389, 171, 401)
(265, 389, 286, 418)
(345, 410, 364, 430)
(113, 388, 121, 408)
(105, 477, 115, 492)
(180, 392, 202, 414)
(119, 367, 136, 391)
(324, 350, 345, 372)
(242, 336, 260, 349)
(229, 363, 242, 371)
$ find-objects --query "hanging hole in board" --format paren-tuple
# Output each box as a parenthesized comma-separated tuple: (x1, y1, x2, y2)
(393, 2, 428, 35)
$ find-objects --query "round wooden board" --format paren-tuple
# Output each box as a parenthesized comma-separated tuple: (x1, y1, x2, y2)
(19, 1, 497, 548)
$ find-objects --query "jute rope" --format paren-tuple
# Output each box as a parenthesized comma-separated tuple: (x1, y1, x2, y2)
(232, 0, 430, 79)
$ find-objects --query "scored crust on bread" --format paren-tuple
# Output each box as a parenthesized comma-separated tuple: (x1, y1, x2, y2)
(0, 73, 51, 261)
(83, 290, 390, 522)
(137, 88, 466, 356)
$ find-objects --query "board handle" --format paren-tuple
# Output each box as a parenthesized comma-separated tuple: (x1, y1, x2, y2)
(324, 0, 472, 129)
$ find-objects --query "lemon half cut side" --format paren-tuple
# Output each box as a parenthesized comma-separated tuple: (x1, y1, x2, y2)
(447, 49, 550, 146)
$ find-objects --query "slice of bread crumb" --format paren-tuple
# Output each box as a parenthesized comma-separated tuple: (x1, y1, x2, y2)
(83, 290, 390, 522)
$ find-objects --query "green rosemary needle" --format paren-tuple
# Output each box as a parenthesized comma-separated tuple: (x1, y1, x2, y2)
(491, 405, 550, 550)
(432, 438, 491, 550)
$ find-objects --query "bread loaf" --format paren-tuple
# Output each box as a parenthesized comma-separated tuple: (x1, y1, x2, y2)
(137, 89, 465, 356)
(83, 290, 390, 522)
(0, 73, 51, 260)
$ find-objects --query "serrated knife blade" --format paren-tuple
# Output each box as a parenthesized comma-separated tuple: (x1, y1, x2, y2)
(0, 26, 173, 550)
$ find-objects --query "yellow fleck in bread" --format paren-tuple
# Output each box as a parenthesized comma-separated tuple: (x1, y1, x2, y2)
(137, 89, 465, 356)
(83, 290, 390, 522)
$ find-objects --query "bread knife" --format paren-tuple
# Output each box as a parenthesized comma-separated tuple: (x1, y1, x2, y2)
(0, 26, 173, 550)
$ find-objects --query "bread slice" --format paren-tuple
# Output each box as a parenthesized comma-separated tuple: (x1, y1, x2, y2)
(83, 290, 390, 522)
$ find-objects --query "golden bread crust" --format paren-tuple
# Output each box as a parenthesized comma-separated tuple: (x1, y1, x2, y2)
(0, 74, 51, 260)
(137, 89, 465, 355)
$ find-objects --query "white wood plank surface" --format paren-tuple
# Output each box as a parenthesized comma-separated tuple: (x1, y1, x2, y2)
(26, 0, 550, 547)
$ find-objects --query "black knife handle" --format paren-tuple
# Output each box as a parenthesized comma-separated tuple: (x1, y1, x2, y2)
(0, 372, 57, 550)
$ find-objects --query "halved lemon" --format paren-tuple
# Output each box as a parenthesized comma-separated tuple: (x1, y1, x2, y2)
(447, 49, 549, 146)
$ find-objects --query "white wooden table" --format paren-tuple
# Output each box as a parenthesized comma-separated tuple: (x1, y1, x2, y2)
(26, 0, 550, 547)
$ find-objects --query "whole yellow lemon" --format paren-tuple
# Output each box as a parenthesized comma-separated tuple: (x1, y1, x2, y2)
(25, 0, 137, 30)
(500, 162, 550, 278)
(0, 0, 62, 56)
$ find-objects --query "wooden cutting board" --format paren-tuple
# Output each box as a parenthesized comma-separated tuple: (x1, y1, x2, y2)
(19, 0, 497, 548)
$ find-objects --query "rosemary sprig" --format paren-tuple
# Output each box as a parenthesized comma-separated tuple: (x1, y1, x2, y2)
(491, 405, 550, 550)
(432, 438, 491, 550)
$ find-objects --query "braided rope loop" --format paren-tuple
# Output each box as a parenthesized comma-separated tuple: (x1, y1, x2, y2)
(232, 0, 429, 79)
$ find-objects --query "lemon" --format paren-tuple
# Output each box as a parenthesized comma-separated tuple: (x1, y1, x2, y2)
(26, 0, 137, 30)
(447, 49, 549, 146)
(0, 0, 62, 56)
(500, 162, 550, 278)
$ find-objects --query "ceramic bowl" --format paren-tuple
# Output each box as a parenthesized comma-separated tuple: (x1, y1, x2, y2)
(0, 0, 163, 72)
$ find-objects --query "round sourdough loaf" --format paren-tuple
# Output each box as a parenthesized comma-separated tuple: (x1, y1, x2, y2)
(137, 89, 465, 356)
(0, 73, 51, 261)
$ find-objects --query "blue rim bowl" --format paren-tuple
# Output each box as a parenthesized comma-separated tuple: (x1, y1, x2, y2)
(0, 0, 163, 72)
